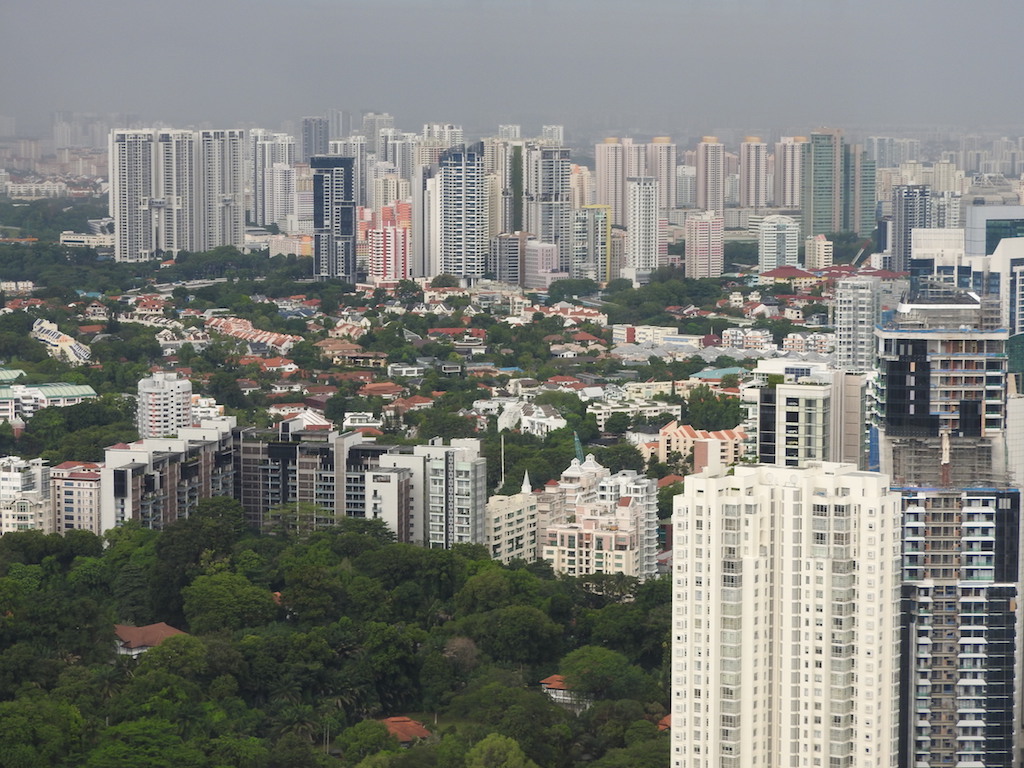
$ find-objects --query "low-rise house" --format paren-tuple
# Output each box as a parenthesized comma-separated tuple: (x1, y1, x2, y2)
(114, 622, 187, 658)
(540, 674, 592, 714)
(380, 717, 432, 747)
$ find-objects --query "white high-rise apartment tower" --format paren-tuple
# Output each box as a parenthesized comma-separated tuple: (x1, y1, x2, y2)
(625, 177, 660, 279)
(696, 136, 725, 215)
(595, 138, 627, 227)
(671, 462, 901, 768)
(739, 136, 768, 209)
(438, 143, 488, 279)
(137, 372, 193, 439)
(646, 137, 677, 213)
(684, 210, 723, 279)
(773, 136, 806, 208)
(834, 276, 881, 371)
(757, 214, 799, 272)
(110, 129, 245, 263)
(524, 144, 573, 272)
(250, 130, 295, 226)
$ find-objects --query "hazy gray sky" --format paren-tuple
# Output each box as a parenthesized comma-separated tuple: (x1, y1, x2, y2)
(4, 0, 1024, 138)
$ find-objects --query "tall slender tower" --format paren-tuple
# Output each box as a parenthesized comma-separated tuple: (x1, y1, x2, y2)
(696, 136, 725, 215)
(625, 177, 660, 279)
(773, 136, 806, 208)
(739, 136, 768, 209)
(523, 145, 573, 272)
(646, 137, 677, 214)
(438, 143, 488, 279)
(300, 116, 328, 163)
(251, 130, 296, 226)
(312, 155, 356, 281)
(801, 129, 844, 237)
(595, 138, 626, 226)
(671, 462, 902, 768)
(684, 210, 724, 278)
(891, 184, 931, 272)
(756, 214, 799, 272)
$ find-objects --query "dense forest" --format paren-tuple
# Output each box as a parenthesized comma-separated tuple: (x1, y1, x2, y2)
(0, 499, 671, 768)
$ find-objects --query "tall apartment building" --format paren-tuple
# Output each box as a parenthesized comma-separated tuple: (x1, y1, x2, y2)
(773, 136, 806, 208)
(572, 205, 611, 283)
(646, 137, 677, 213)
(361, 112, 394, 156)
(311, 155, 357, 281)
(671, 462, 902, 768)
(870, 290, 1022, 767)
(738, 136, 768, 209)
(51, 461, 101, 535)
(595, 138, 627, 226)
(109, 129, 245, 262)
(695, 136, 725, 215)
(757, 214, 800, 272)
(801, 129, 845, 237)
(328, 136, 369, 207)
(804, 233, 834, 270)
(413, 438, 487, 549)
(625, 177, 660, 280)
(102, 418, 236, 531)
(684, 210, 724, 279)
(834, 276, 882, 371)
(891, 184, 932, 273)
(485, 472, 539, 564)
(299, 116, 328, 163)
(523, 144, 572, 272)
(438, 143, 488, 280)
(137, 372, 193, 439)
(250, 130, 296, 226)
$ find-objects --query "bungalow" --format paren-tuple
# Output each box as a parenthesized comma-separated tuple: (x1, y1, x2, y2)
(114, 622, 186, 658)
(540, 674, 591, 714)
(380, 717, 432, 747)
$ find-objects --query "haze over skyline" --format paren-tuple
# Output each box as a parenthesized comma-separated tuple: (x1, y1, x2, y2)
(5, 0, 1024, 139)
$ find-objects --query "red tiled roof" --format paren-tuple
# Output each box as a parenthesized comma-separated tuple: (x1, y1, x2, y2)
(114, 622, 186, 649)
(540, 674, 570, 690)
(380, 717, 431, 743)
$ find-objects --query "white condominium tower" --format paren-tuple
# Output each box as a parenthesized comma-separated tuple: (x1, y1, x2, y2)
(109, 129, 245, 263)
(739, 136, 768, 209)
(250, 130, 295, 226)
(524, 144, 573, 272)
(671, 462, 901, 768)
(438, 143, 489, 279)
(625, 177, 660, 278)
(137, 372, 193, 439)
(696, 136, 725, 215)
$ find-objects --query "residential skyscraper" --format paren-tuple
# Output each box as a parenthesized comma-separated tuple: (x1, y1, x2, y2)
(671, 462, 902, 768)
(299, 116, 328, 163)
(646, 137, 677, 213)
(250, 130, 296, 227)
(137, 372, 193, 439)
(738, 136, 768, 209)
(842, 142, 876, 238)
(834, 276, 881, 371)
(756, 214, 799, 272)
(695, 136, 725, 214)
(572, 205, 611, 283)
(891, 184, 932, 272)
(870, 291, 1022, 768)
(625, 177, 660, 281)
(311, 155, 356, 281)
(524, 144, 573, 272)
(684, 210, 723, 278)
(366, 226, 409, 281)
(329, 136, 369, 207)
(804, 233, 834, 270)
(109, 129, 245, 263)
(595, 138, 627, 226)
(438, 143, 488, 279)
(773, 136, 806, 208)
(361, 112, 394, 155)
(801, 128, 844, 237)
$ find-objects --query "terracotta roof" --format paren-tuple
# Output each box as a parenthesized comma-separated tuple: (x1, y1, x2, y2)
(657, 474, 685, 488)
(114, 622, 186, 649)
(658, 714, 671, 731)
(380, 717, 431, 743)
(540, 673, 570, 690)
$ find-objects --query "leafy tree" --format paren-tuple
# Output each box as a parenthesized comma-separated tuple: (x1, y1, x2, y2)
(686, 384, 743, 431)
(603, 412, 632, 435)
(337, 720, 399, 765)
(182, 570, 277, 633)
(560, 646, 657, 701)
(430, 274, 460, 288)
(465, 733, 539, 768)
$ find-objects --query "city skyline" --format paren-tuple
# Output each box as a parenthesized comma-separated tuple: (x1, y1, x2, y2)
(4, 0, 1024, 138)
